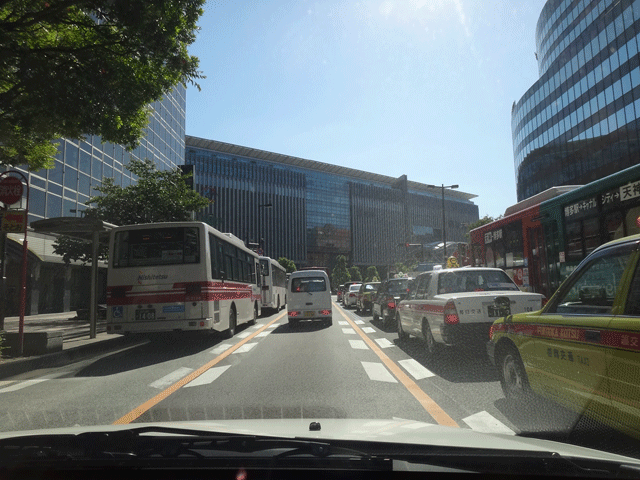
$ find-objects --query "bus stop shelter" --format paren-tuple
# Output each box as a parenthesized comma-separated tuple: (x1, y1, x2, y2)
(30, 218, 116, 339)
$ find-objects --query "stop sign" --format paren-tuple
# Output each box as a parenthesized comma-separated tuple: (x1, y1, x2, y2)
(0, 176, 23, 205)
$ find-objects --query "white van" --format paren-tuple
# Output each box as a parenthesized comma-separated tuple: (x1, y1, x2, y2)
(287, 270, 332, 326)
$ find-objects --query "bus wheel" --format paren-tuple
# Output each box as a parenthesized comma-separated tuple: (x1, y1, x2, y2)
(249, 303, 257, 325)
(226, 306, 237, 338)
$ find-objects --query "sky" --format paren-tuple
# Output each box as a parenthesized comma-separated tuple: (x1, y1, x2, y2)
(185, 0, 549, 219)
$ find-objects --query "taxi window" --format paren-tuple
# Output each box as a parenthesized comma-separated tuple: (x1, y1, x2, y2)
(625, 262, 640, 316)
(415, 274, 431, 300)
(547, 245, 634, 316)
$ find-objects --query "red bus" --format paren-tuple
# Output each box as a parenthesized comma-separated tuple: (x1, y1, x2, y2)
(469, 186, 578, 298)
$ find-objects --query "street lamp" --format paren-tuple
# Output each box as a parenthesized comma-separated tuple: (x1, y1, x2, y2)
(426, 184, 458, 263)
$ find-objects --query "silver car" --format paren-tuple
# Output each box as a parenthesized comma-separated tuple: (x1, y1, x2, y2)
(343, 283, 362, 308)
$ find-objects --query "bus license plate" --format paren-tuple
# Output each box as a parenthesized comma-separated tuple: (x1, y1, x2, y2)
(305, 311, 315, 318)
(135, 309, 156, 321)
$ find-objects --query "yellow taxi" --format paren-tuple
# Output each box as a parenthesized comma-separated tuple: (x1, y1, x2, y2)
(487, 234, 640, 439)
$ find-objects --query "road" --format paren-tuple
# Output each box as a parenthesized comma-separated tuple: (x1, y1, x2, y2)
(0, 298, 636, 457)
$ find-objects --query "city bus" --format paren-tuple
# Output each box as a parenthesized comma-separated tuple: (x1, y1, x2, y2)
(106, 222, 262, 337)
(259, 256, 287, 311)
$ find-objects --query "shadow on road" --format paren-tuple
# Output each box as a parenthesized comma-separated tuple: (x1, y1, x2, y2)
(394, 337, 499, 383)
(494, 396, 640, 459)
(271, 320, 331, 334)
(369, 316, 397, 334)
(72, 326, 253, 377)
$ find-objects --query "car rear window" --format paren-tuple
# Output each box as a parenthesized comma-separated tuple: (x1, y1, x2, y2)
(291, 277, 327, 292)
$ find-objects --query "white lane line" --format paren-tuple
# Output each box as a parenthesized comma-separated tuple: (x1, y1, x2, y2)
(338, 321, 348, 326)
(361, 327, 375, 334)
(349, 339, 368, 350)
(361, 362, 398, 383)
(0, 381, 15, 388)
(266, 324, 280, 329)
(354, 320, 365, 325)
(256, 330, 271, 337)
(0, 379, 49, 393)
(374, 338, 395, 349)
(149, 367, 194, 390)
(233, 342, 257, 353)
(342, 328, 356, 334)
(237, 330, 253, 339)
(463, 411, 515, 435)
(210, 343, 233, 355)
(184, 366, 231, 388)
(398, 359, 435, 379)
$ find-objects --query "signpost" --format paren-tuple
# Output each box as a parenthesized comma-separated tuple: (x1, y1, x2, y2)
(0, 172, 29, 355)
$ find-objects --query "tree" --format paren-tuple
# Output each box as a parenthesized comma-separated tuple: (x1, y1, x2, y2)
(348, 266, 362, 282)
(331, 255, 350, 287)
(0, 0, 205, 169)
(53, 158, 210, 264)
(365, 266, 379, 282)
(277, 257, 297, 274)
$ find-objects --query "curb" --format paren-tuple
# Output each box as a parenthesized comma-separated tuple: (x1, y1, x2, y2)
(0, 335, 145, 380)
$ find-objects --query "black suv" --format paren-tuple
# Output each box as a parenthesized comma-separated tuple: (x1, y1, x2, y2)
(371, 277, 413, 326)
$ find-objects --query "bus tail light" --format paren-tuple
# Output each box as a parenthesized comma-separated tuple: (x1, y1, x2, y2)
(444, 300, 459, 325)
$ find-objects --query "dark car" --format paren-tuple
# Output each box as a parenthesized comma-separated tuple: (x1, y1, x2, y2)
(372, 277, 413, 326)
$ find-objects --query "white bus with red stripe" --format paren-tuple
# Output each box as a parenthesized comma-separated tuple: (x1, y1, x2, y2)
(259, 256, 287, 312)
(106, 222, 262, 337)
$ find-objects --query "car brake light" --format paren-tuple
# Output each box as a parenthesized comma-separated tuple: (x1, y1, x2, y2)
(444, 300, 459, 325)
(387, 301, 396, 309)
(489, 324, 496, 340)
(320, 309, 331, 315)
(289, 311, 300, 317)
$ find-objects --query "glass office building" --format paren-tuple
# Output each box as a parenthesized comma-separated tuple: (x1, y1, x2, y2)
(185, 136, 479, 270)
(512, 0, 640, 201)
(2, 87, 186, 316)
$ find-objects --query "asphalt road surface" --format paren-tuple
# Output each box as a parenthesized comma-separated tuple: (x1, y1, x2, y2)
(0, 298, 637, 458)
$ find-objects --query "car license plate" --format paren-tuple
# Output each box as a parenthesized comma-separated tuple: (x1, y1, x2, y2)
(135, 309, 156, 321)
(305, 311, 315, 318)
(487, 305, 510, 318)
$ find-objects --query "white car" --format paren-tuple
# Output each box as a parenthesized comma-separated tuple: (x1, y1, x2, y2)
(343, 283, 362, 308)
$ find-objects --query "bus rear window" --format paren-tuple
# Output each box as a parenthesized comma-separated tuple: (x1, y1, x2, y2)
(113, 227, 200, 268)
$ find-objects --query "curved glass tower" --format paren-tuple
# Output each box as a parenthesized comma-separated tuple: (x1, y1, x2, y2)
(512, 0, 640, 201)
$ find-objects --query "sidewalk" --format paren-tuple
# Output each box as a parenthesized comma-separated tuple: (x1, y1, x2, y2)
(0, 311, 137, 380)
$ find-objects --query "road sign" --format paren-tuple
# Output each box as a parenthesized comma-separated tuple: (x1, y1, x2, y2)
(0, 210, 26, 233)
(0, 177, 23, 205)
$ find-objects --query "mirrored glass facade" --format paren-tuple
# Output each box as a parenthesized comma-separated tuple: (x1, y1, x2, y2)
(186, 136, 479, 270)
(513, 0, 640, 201)
(10, 86, 187, 225)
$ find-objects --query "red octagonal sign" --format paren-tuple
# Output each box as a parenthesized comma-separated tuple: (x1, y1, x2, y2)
(0, 176, 23, 205)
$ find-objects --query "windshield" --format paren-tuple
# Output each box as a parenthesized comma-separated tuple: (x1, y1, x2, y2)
(6, 0, 640, 472)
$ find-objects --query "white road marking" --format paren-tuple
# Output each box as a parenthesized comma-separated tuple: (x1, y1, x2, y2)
(149, 367, 194, 390)
(233, 342, 257, 353)
(256, 330, 271, 337)
(237, 330, 253, 339)
(374, 338, 395, 349)
(361, 362, 397, 383)
(184, 366, 231, 388)
(354, 320, 365, 325)
(398, 359, 435, 379)
(342, 328, 356, 334)
(267, 324, 280, 329)
(338, 321, 348, 326)
(463, 411, 515, 435)
(361, 327, 376, 334)
(349, 339, 368, 350)
(0, 379, 49, 393)
(210, 343, 233, 355)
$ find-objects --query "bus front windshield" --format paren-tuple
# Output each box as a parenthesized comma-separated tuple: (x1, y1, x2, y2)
(113, 227, 200, 268)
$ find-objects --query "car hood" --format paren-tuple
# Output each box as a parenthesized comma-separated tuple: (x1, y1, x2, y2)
(0, 418, 638, 465)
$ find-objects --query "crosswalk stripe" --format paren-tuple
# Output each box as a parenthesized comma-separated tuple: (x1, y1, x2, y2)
(149, 368, 194, 390)
(374, 338, 395, 349)
(233, 342, 257, 353)
(354, 320, 365, 325)
(210, 343, 233, 355)
(338, 321, 348, 326)
(184, 366, 231, 388)
(342, 328, 356, 334)
(266, 324, 280, 329)
(237, 330, 253, 338)
(398, 359, 435, 379)
(361, 362, 397, 383)
(463, 411, 515, 435)
(349, 339, 368, 350)
(256, 330, 271, 337)
(361, 327, 375, 333)
(0, 379, 49, 393)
